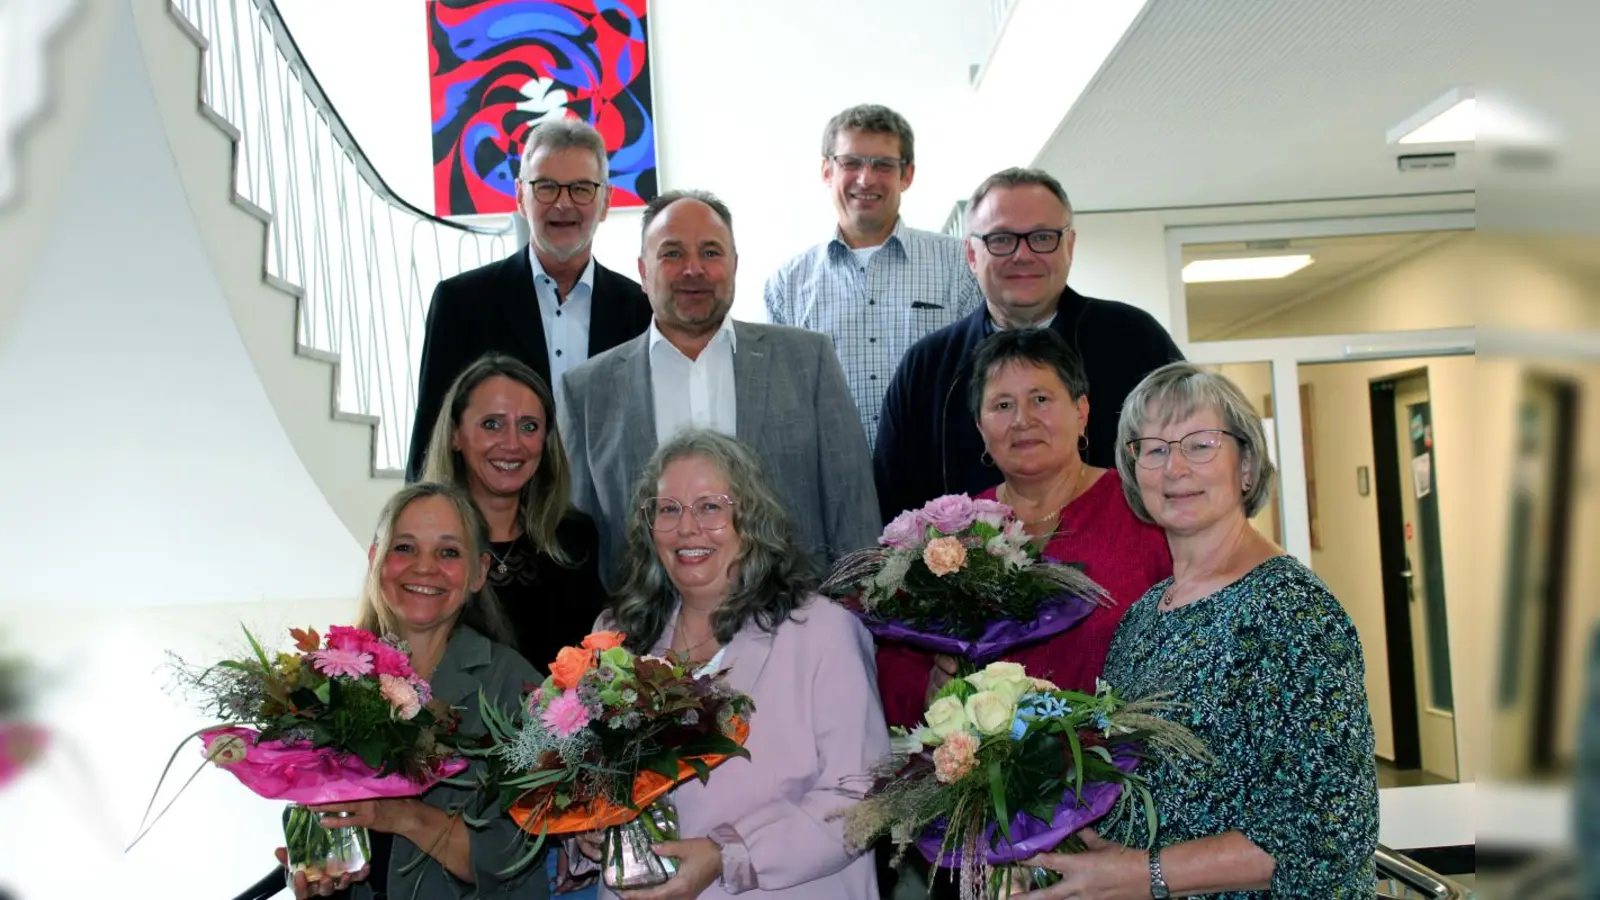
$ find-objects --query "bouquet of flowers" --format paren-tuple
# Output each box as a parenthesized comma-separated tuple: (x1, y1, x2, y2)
(477, 631, 754, 890)
(822, 494, 1109, 663)
(841, 662, 1210, 900)
(140, 625, 467, 884)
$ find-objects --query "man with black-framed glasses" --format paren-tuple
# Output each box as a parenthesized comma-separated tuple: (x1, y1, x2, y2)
(765, 104, 982, 450)
(406, 118, 651, 480)
(873, 166, 1182, 524)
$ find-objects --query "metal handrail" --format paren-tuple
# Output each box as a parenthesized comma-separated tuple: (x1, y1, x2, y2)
(1374, 843, 1469, 899)
(169, 0, 517, 474)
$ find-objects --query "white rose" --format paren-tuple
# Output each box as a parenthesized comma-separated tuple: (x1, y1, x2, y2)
(974, 662, 1031, 704)
(924, 695, 968, 740)
(965, 690, 1016, 736)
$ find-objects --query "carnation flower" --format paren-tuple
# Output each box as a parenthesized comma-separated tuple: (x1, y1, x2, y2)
(367, 642, 413, 679)
(379, 674, 422, 720)
(541, 690, 591, 738)
(310, 647, 373, 679)
(921, 495, 977, 534)
(932, 730, 978, 783)
(324, 625, 376, 653)
(880, 509, 929, 549)
(922, 536, 968, 577)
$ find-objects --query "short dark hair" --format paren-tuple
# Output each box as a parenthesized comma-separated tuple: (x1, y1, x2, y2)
(821, 104, 915, 165)
(640, 188, 735, 247)
(967, 167, 1072, 225)
(967, 327, 1090, 419)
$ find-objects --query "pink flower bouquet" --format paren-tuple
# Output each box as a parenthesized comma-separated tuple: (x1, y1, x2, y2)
(147, 625, 466, 883)
(823, 494, 1110, 663)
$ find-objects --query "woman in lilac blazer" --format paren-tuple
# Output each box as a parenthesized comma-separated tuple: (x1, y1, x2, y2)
(593, 428, 890, 899)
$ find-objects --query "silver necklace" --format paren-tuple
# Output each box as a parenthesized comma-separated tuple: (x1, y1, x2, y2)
(487, 541, 515, 575)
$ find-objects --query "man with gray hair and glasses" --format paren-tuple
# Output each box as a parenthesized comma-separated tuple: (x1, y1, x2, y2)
(765, 104, 982, 449)
(872, 166, 1182, 524)
(406, 117, 651, 480)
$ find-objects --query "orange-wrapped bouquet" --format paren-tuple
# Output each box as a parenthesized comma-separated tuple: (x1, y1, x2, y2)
(477, 631, 754, 889)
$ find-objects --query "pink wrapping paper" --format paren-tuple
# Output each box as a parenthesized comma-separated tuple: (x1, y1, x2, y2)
(201, 726, 467, 804)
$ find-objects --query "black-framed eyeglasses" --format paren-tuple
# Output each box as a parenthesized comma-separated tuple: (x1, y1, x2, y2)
(972, 227, 1072, 257)
(829, 154, 906, 175)
(525, 178, 603, 205)
(639, 494, 737, 531)
(1126, 430, 1245, 469)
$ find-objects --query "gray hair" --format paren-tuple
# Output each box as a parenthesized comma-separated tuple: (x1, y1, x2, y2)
(821, 104, 916, 165)
(1114, 362, 1278, 522)
(608, 429, 816, 653)
(355, 482, 513, 646)
(640, 188, 735, 248)
(967, 167, 1073, 226)
(518, 117, 609, 182)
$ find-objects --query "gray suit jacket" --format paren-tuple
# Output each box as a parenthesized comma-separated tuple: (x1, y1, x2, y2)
(558, 320, 879, 588)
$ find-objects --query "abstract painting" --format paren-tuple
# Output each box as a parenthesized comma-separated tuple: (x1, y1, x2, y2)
(427, 0, 656, 216)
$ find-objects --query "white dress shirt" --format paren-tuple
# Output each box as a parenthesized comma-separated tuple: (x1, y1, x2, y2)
(530, 248, 596, 389)
(648, 315, 738, 443)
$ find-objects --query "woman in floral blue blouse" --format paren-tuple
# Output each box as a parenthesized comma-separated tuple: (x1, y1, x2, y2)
(1016, 362, 1378, 899)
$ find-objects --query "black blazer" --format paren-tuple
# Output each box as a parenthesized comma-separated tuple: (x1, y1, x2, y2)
(405, 247, 653, 480)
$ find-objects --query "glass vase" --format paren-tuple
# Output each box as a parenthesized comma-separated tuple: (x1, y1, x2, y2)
(282, 804, 370, 885)
(601, 797, 679, 890)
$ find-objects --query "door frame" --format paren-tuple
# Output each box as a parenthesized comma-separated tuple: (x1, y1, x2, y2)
(1368, 374, 1422, 771)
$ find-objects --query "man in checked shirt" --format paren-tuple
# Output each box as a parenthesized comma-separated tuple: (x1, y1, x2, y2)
(764, 104, 983, 449)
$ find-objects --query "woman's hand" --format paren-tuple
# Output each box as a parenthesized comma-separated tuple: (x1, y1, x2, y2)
(624, 837, 723, 900)
(1009, 830, 1147, 900)
(925, 654, 961, 704)
(311, 798, 421, 835)
(275, 846, 370, 899)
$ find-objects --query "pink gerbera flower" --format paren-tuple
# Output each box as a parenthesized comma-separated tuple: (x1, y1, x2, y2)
(310, 647, 373, 679)
(541, 690, 590, 738)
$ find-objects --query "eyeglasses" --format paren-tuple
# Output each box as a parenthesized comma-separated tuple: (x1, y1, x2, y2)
(1126, 430, 1245, 469)
(972, 227, 1072, 257)
(639, 494, 737, 531)
(525, 178, 603, 205)
(829, 154, 906, 175)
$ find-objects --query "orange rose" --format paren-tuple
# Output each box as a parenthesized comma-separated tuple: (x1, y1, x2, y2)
(548, 645, 595, 690)
(581, 631, 625, 652)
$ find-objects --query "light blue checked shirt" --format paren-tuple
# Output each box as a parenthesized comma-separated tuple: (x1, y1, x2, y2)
(764, 218, 982, 447)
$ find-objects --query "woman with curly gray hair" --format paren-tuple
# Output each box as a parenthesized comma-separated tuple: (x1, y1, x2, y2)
(591, 428, 890, 900)
(1014, 362, 1378, 900)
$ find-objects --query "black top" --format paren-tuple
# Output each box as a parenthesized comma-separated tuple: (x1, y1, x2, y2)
(872, 287, 1183, 524)
(488, 510, 609, 672)
(405, 247, 653, 481)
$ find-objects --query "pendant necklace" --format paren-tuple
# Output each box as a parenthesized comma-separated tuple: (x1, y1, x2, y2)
(488, 541, 515, 575)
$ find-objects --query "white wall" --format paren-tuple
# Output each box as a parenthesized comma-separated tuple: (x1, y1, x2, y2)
(274, 0, 997, 321)
(0, 3, 363, 894)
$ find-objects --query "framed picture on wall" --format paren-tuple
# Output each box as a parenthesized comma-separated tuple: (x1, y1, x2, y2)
(426, 0, 659, 217)
(1264, 384, 1320, 550)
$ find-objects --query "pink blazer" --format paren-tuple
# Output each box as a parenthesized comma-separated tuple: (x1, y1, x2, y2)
(598, 594, 890, 899)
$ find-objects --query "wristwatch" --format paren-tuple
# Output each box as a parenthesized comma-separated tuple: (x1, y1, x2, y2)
(1148, 848, 1171, 899)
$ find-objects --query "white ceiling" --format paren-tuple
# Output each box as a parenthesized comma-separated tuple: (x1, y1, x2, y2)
(1034, 0, 1476, 211)
(1183, 231, 1457, 340)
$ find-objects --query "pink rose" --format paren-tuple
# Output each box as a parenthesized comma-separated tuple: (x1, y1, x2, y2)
(923, 536, 968, 577)
(880, 509, 929, 549)
(541, 690, 590, 738)
(921, 494, 977, 534)
(933, 730, 979, 783)
(970, 498, 1011, 529)
(379, 674, 422, 720)
(325, 625, 377, 653)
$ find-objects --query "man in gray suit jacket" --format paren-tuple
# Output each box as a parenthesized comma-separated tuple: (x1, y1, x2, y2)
(559, 189, 879, 588)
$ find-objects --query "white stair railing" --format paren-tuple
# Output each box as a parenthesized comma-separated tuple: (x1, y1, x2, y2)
(170, 0, 515, 474)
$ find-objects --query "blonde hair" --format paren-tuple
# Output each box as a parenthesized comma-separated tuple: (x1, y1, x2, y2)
(355, 482, 512, 645)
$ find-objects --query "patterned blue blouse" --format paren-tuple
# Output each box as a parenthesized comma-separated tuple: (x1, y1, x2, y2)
(1100, 555, 1379, 898)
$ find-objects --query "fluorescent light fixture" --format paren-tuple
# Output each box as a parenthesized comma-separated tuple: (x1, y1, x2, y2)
(1389, 87, 1475, 145)
(1182, 254, 1314, 284)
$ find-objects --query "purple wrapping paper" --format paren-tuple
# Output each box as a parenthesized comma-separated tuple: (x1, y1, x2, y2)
(859, 595, 1098, 664)
(916, 749, 1141, 867)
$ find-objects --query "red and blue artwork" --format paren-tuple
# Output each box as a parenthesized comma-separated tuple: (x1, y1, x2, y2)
(427, 0, 656, 216)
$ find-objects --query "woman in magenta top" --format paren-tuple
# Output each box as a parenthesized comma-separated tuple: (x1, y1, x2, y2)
(876, 327, 1172, 727)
